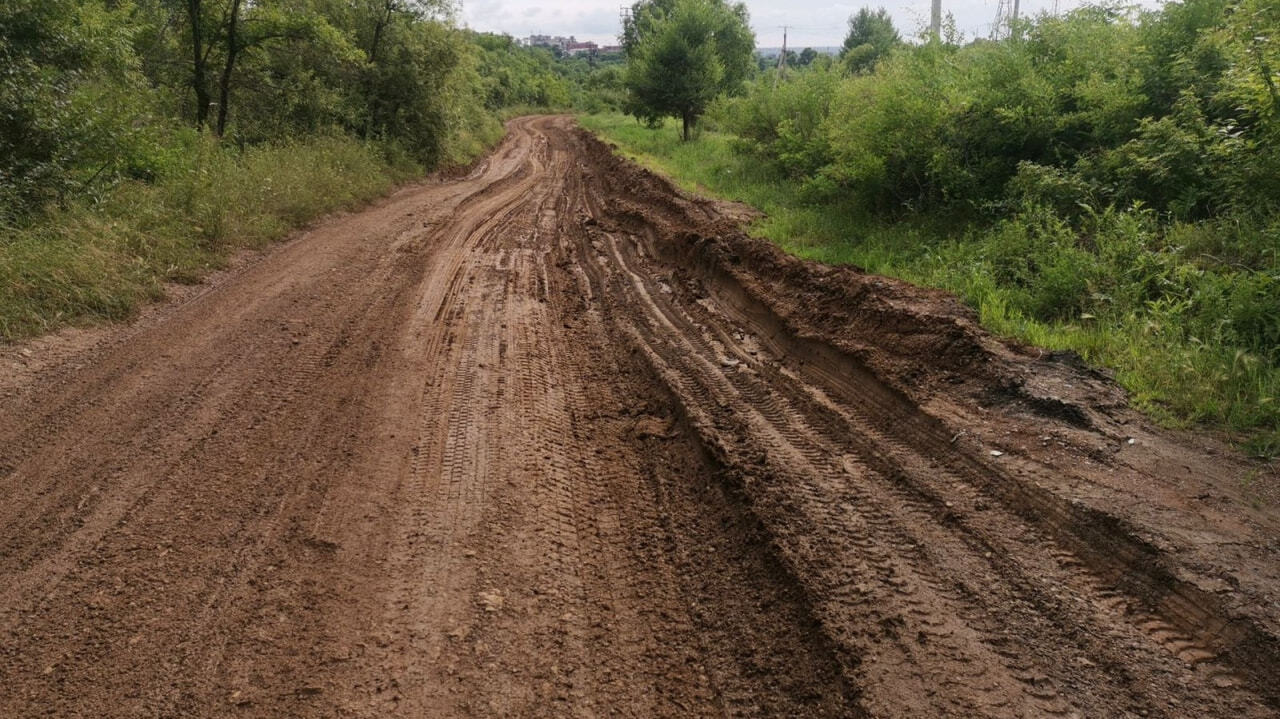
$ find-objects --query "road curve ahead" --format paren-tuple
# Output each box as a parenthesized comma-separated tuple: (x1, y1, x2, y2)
(1, 116, 1277, 718)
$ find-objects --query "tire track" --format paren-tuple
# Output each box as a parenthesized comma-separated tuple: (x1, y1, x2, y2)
(2, 115, 1275, 719)
(552, 118, 1279, 716)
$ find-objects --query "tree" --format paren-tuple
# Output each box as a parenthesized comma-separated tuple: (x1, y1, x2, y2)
(184, 0, 212, 129)
(1218, 0, 1280, 126)
(0, 0, 146, 214)
(623, 0, 753, 90)
(622, 0, 754, 140)
(181, 0, 321, 135)
(840, 7, 900, 74)
(798, 47, 819, 66)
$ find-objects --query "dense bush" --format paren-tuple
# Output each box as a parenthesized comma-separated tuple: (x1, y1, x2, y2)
(0, 132, 426, 338)
(718, 1, 1280, 222)
(0, 0, 153, 217)
(473, 34, 573, 110)
(711, 63, 839, 180)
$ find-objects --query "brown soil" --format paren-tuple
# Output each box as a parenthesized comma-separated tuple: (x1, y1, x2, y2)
(0, 115, 1276, 718)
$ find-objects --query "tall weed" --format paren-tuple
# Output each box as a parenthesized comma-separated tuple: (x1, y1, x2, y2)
(0, 132, 428, 339)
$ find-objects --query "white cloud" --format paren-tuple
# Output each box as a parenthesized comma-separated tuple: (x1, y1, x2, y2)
(460, 0, 1166, 47)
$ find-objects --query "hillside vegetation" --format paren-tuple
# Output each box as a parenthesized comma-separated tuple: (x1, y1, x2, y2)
(592, 0, 1280, 455)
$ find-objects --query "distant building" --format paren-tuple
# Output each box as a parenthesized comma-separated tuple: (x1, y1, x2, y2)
(525, 34, 578, 52)
(520, 35, 620, 57)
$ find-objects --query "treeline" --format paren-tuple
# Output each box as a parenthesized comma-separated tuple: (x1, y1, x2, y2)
(0, 0, 578, 338)
(604, 0, 1278, 451)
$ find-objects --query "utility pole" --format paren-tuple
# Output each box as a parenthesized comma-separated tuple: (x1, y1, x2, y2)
(930, 0, 941, 40)
(992, 0, 1018, 39)
(773, 25, 789, 89)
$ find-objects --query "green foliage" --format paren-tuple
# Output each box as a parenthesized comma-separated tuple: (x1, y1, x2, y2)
(712, 63, 839, 181)
(622, 0, 754, 138)
(1136, 0, 1230, 111)
(719, 1, 1280, 224)
(575, 64, 629, 114)
(205, 6, 367, 143)
(0, 0, 151, 217)
(624, 0, 754, 92)
(472, 34, 572, 110)
(1217, 0, 1280, 128)
(359, 17, 469, 167)
(0, 0, 520, 220)
(0, 134, 421, 339)
(840, 7, 900, 74)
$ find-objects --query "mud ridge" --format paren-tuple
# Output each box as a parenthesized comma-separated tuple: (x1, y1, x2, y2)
(568, 122, 1280, 713)
(0, 116, 1276, 718)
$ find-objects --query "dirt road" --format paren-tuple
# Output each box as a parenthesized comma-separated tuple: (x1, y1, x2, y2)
(1, 116, 1277, 718)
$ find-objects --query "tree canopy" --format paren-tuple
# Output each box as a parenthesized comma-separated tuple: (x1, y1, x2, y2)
(840, 7, 900, 74)
(622, 0, 754, 139)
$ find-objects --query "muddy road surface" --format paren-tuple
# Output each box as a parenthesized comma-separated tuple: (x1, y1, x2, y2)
(1, 116, 1278, 718)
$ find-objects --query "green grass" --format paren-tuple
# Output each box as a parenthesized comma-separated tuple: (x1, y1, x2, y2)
(580, 113, 1280, 457)
(0, 123, 503, 342)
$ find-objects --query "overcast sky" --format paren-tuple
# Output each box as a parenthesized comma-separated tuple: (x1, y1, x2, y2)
(459, 0, 1166, 48)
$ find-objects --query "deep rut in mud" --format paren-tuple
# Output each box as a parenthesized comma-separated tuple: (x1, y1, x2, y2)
(0, 116, 1277, 718)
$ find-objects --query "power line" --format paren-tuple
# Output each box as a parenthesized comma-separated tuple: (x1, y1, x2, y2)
(991, 0, 1020, 39)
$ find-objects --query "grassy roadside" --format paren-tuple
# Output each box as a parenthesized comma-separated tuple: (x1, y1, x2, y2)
(0, 122, 503, 342)
(579, 113, 1280, 458)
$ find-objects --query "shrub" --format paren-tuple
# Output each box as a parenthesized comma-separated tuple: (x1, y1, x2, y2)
(0, 134, 420, 340)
